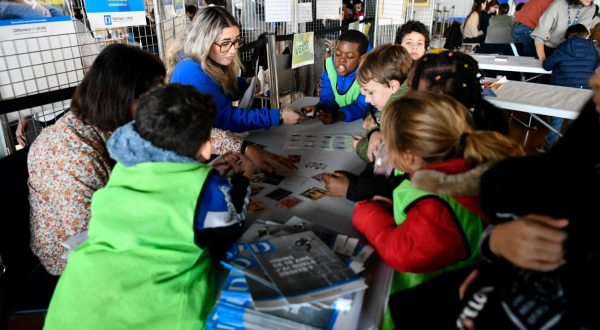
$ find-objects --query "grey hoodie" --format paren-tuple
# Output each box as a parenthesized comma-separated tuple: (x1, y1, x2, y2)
(531, 0, 598, 48)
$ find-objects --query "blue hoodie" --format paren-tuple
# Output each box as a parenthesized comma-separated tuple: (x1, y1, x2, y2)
(543, 38, 600, 89)
(317, 43, 372, 122)
(170, 59, 280, 133)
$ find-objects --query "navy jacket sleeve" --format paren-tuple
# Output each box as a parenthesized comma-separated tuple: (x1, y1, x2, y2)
(171, 60, 280, 133)
(194, 171, 251, 261)
(317, 69, 339, 111)
(542, 49, 562, 71)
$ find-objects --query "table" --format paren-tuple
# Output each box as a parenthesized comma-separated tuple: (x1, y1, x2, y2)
(471, 54, 551, 75)
(243, 97, 393, 330)
(484, 79, 592, 135)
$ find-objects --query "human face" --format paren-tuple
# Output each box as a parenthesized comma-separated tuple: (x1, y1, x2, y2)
(401, 32, 426, 60)
(588, 72, 600, 117)
(333, 41, 362, 77)
(354, 3, 362, 12)
(487, 5, 499, 13)
(208, 26, 240, 66)
(580, 0, 593, 6)
(360, 80, 398, 110)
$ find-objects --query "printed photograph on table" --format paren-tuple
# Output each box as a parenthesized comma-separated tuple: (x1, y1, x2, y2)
(250, 170, 267, 183)
(286, 155, 301, 164)
(311, 172, 330, 184)
(265, 188, 293, 201)
(299, 187, 327, 201)
(304, 162, 328, 170)
(0, 0, 75, 40)
(248, 200, 269, 214)
(250, 186, 265, 198)
(263, 174, 286, 185)
(276, 196, 303, 210)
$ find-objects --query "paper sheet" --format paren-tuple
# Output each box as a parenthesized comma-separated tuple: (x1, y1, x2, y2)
(283, 132, 360, 152)
(265, 0, 293, 22)
(299, 2, 313, 23)
(316, 0, 341, 20)
(381, 0, 403, 23)
(238, 77, 256, 109)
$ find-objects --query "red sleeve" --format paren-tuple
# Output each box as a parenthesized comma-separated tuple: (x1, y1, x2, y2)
(353, 198, 467, 273)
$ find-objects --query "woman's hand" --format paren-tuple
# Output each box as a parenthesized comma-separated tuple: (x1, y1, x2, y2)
(226, 153, 254, 179)
(367, 131, 382, 162)
(489, 214, 568, 271)
(536, 43, 546, 63)
(245, 145, 297, 173)
(324, 171, 351, 197)
(15, 118, 29, 147)
(281, 107, 308, 125)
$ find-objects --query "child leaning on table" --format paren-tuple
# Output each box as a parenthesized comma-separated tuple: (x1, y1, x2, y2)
(352, 92, 524, 330)
(43, 84, 254, 330)
(302, 30, 371, 124)
(537, 23, 600, 153)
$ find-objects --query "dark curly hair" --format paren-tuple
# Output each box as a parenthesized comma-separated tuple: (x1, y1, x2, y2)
(394, 20, 431, 50)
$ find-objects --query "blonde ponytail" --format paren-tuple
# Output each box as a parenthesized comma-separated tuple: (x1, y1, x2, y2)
(462, 131, 524, 167)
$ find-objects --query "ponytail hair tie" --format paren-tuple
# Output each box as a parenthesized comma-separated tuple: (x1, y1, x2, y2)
(460, 132, 470, 146)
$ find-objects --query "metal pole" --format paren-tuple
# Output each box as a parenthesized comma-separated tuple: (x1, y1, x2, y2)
(373, 0, 379, 46)
(152, 0, 166, 62)
(266, 33, 280, 110)
(410, 0, 415, 20)
(430, 0, 436, 37)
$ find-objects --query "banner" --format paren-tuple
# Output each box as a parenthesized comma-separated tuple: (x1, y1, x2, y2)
(85, 0, 146, 29)
(292, 32, 314, 69)
(0, 0, 75, 41)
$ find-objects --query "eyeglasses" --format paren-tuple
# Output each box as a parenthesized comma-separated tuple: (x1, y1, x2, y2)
(214, 37, 244, 53)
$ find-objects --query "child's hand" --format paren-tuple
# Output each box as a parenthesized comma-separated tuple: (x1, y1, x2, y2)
(489, 214, 568, 271)
(367, 131, 382, 162)
(363, 116, 376, 131)
(281, 107, 309, 125)
(324, 171, 351, 197)
(317, 110, 345, 125)
(372, 195, 393, 211)
(245, 146, 297, 173)
(211, 153, 233, 176)
(225, 153, 254, 179)
(352, 135, 362, 150)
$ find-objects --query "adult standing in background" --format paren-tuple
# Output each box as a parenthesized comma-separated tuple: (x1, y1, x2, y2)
(531, 0, 598, 62)
(512, 0, 555, 56)
(489, 3, 514, 28)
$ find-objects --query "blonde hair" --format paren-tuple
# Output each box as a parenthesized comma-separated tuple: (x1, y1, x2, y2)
(357, 44, 413, 87)
(382, 92, 524, 168)
(166, 6, 243, 99)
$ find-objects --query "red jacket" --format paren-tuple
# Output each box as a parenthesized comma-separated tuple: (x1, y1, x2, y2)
(353, 159, 488, 274)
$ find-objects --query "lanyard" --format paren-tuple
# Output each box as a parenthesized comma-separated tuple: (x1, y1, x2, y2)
(568, 3, 582, 27)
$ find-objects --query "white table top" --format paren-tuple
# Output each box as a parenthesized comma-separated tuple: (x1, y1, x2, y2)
(471, 54, 551, 74)
(244, 97, 392, 330)
(484, 79, 592, 119)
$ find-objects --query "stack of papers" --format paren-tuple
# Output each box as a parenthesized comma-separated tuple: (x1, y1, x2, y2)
(208, 217, 374, 330)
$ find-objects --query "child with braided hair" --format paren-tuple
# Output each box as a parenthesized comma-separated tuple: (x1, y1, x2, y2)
(408, 51, 509, 135)
(352, 92, 524, 329)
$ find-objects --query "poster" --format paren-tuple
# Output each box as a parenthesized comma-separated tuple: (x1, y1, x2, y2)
(0, 0, 75, 41)
(316, 0, 340, 20)
(162, 0, 184, 19)
(381, 0, 403, 24)
(298, 2, 313, 23)
(84, 0, 146, 29)
(292, 32, 314, 69)
(265, 0, 292, 22)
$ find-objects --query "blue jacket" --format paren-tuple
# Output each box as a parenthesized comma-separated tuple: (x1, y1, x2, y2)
(543, 38, 599, 89)
(170, 59, 280, 133)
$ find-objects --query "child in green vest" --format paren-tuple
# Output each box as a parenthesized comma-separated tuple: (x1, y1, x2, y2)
(352, 92, 524, 329)
(43, 84, 254, 330)
(302, 30, 370, 124)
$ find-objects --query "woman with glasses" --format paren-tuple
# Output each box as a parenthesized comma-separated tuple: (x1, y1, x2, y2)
(167, 6, 305, 172)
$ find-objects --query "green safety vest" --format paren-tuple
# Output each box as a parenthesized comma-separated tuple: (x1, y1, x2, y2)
(44, 162, 215, 330)
(324, 57, 362, 108)
(389, 179, 485, 295)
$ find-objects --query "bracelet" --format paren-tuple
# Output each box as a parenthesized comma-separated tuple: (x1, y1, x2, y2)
(244, 143, 256, 155)
(279, 108, 284, 124)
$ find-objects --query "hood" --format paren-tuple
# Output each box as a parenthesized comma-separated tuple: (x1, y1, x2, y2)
(411, 158, 495, 224)
(559, 38, 597, 58)
(107, 122, 200, 167)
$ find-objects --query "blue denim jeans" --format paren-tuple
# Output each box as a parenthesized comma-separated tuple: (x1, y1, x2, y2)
(0, 2, 63, 20)
(544, 117, 572, 149)
(511, 22, 535, 57)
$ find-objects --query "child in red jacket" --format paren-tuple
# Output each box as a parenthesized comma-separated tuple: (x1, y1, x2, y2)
(352, 92, 524, 329)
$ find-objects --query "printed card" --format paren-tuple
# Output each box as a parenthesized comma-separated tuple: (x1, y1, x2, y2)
(311, 172, 330, 183)
(281, 175, 308, 188)
(251, 170, 267, 183)
(250, 186, 265, 198)
(248, 200, 269, 214)
(265, 188, 293, 201)
(263, 174, 286, 185)
(276, 196, 303, 210)
(299, 187, 327, 201)
(286, 155, 302, 164)
(304, 162, 328, 170)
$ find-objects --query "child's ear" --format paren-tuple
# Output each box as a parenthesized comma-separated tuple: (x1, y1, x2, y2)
(389, 79, 401, 92)
(358, 53, 366, 64)
(196, 140, 212, 162)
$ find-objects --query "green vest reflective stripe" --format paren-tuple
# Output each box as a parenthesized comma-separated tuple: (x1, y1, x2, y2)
(44, 162, 215, 330)
(324, 57, 362, 108)
(389, 179, 484, 296)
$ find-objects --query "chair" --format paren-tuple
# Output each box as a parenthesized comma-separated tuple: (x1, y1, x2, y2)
(484, 26, 514, 44)
(0, 148, 58, 329)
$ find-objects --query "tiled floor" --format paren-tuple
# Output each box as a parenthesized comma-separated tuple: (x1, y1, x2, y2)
(5, 110, 556, 330)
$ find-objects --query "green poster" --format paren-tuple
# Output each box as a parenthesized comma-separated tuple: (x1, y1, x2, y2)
(292, 32, 314, 69)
